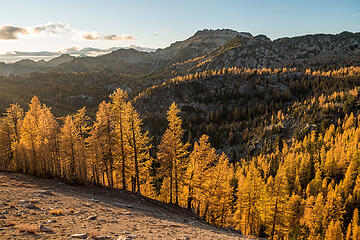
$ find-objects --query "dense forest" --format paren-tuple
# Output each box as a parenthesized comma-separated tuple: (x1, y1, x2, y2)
(1, 66, 360, 239)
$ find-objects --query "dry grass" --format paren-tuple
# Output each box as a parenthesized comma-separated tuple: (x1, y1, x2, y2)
(69, 208, 75, 214)
(17, 224, 38, 234)
(49, 208, 64, 216)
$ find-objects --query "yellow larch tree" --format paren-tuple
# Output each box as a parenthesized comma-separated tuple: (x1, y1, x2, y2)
(200, 152, 233, 226)
(3, 104, 24, 172)
(124, 102, 151, 194)
(184, 134, 217, 212)
(157, 102, 189, 205)
(0, 118, 12, 170)
(19, 97, 58, 176)
(60, 108, 89, 183)
(265, 166, 289, 240)
(110, 88, 129, 190)
(88, 101, 115, 187)
(325, 220, 344, 240)
(234, 162, 265, 237)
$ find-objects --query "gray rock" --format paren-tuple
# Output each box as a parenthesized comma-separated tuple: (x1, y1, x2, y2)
(70, 233, 88, 239)
(20, 203, 36, 209)
(19, 200, 38, 209)
(38, 224, 54, 233)
(37, 190, 54, 195)
(87, 215, 97, 220)
(90, 198, 99, 203)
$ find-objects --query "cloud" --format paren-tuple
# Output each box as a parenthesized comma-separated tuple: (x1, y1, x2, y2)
(0, 51, 58, 57)
(82, 31, 102, 40)
(81, 32, 135, 41)
(0, 26, 28, 40)
(32, 22, 71, 35)
(0, 22, 134, 41)
(353, 13, 360, 17)
(153, 32, 159, 36)
(103, 34, 134, 41)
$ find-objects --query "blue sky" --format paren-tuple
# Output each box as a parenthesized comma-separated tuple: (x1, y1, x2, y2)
(0, 0, 359, 61)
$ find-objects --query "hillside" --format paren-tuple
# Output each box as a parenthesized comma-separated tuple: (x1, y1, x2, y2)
(134, 66, 360, 157)
(0, 171, 246, 240)
(53, 30, 360, 77)
(173, 32, 360, 73)
(54, 29, 249, 76)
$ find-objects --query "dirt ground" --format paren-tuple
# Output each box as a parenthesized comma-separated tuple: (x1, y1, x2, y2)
(0, 171, 248, 240)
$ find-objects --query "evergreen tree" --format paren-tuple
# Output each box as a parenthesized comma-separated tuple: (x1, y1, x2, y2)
(325, 220, 343, 240)
(124, 102, 151, 194)
(157, 102, 189, 205)
(110, 88, 129, 190)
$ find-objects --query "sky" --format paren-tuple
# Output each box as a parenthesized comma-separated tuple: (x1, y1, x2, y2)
(0, 0, 359, 62)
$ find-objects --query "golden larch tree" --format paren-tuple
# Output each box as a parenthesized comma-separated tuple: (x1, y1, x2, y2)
(157, 102, 189, 205)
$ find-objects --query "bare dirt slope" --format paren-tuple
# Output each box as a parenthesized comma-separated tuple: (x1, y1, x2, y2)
(0, 171, 247, 240)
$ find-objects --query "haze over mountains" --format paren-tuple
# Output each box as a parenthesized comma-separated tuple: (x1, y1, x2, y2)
(0, 45, 156, 75)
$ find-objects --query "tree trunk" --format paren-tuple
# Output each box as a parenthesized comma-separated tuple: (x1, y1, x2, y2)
(270, 199, 278, 240)
(106, 120, 114, 188)
(174, 157, 179, 206)
(119, 117, 127, 190)
(169, 156, 173, 204)
(131, 119, 141, 194)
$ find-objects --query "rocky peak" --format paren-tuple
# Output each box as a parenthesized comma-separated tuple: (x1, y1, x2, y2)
(255, 34, 271, 42)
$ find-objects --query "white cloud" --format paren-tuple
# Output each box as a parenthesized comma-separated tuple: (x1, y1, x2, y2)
(103, 34, 134, 41)
(153, 32, 159, 36)
(81, 31, 102, 40)
(0, 22, 134, 42)
(81, 32, 134, 41)
(31, 22, 71, 35)
(0, 26, 28, 40)
(353, 13, 360, 17)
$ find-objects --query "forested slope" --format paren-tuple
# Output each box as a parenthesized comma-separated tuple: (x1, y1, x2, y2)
(1, 66, 360, 239)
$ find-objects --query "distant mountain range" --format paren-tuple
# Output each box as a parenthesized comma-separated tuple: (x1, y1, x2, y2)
(0, 54, 75, 76)
(0, 29, 359, 77)
(0, 45, 156, 76)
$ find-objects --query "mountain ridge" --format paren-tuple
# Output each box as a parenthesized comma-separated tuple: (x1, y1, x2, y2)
(0, 29, 359, 76)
